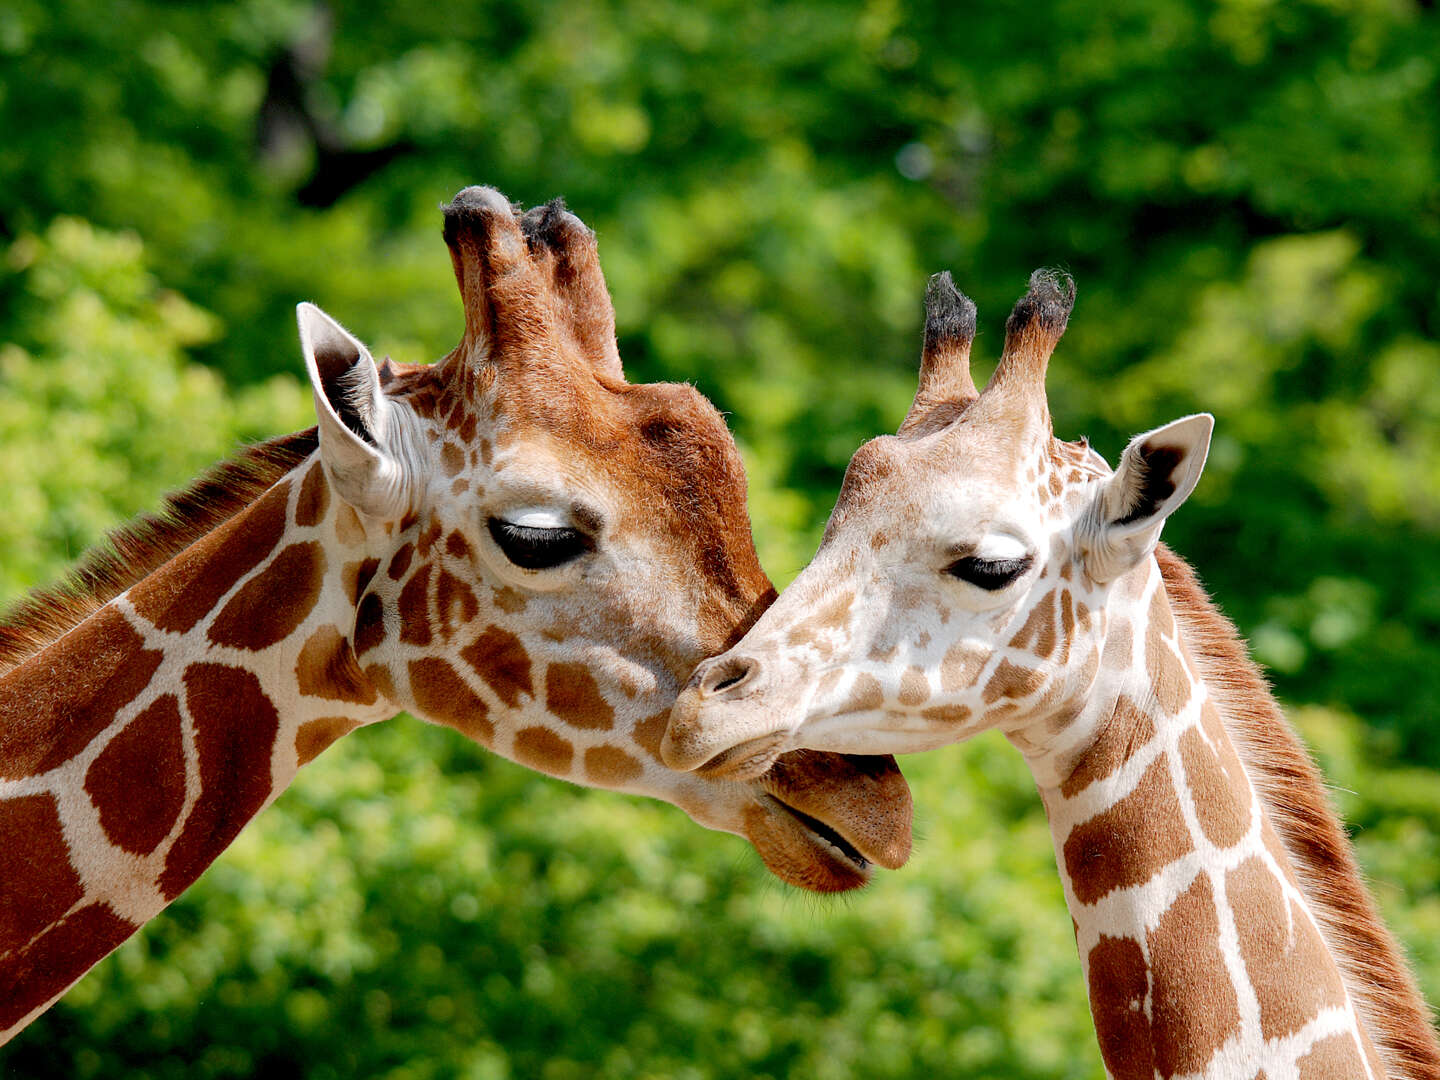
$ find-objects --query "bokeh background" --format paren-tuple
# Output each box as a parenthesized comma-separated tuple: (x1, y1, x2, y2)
(2, 0, 1439, 1076)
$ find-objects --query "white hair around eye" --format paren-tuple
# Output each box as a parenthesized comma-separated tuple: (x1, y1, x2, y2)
(504, 507, 571, 530)
(976, 533, 1030, 561)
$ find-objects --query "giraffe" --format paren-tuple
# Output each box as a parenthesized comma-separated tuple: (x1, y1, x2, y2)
(663, 270, 1440, 1078)
(0, 187, 913, 1044)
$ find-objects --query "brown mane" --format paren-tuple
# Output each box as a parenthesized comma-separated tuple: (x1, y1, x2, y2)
(0, 428, 319, 676)
(1157, 543, 1440, 1079)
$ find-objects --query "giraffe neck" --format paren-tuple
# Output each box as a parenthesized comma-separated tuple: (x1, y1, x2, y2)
(1027, 555, 1403, 1079)
(0, 456, 394, 1042)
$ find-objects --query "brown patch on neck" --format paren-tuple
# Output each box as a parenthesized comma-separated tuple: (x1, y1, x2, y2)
(0, 606, 164, 780)
(0, 793, 85, 953)
(1059, 694, 1155, 799)
(206, 540, 326, 651)
(83, 694, 187, 855)
(0, 429, 319, 675)
(295, 716, 362, 766)
(1087, 935, 1153, 1080)
(1227, 855, 1346, 1040)
(1156, 544, 1440, 1079)
(159, 664, 281, 900)
(1063, 754, 1193, 904)
(1146, 872, 1241, 1076)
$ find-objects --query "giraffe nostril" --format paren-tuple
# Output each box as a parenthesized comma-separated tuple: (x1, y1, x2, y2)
(699, 655, 760, 698)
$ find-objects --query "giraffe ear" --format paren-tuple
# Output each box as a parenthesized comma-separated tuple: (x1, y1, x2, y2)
(1081, 414, 1213, 583)
(297, 303, 410, 520)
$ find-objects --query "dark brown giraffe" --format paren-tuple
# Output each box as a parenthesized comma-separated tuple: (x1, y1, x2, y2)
(0, 188, 912, 1044)
(666, 270, 1440, 1078)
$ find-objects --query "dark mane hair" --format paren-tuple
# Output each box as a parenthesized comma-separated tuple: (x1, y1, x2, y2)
(1157, 543, 1440, 1079)
(0, 428, 319, 675)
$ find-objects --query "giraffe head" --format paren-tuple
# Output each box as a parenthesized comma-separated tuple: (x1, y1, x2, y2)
(664, 269, 1212, 775)
(298, 187, 911, 890)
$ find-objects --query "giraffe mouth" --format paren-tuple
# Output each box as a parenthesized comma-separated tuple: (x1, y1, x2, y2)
(763, 794, 870, 872)
(691, 732, 788, 782)
(740, 752, 912, 892)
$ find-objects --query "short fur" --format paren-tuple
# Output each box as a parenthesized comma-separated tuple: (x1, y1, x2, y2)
(0, 429, 319, 675)
(1158, 543, 1440, 1079)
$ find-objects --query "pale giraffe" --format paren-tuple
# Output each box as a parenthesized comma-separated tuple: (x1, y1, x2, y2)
(0, 187, 912, 1044)
(664, 270, 1440, 1078)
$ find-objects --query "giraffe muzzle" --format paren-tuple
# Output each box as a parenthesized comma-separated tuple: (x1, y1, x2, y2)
(662, 652, 794, 775)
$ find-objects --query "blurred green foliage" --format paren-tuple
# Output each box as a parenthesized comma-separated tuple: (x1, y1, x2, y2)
(1, 0, 1438, 1075)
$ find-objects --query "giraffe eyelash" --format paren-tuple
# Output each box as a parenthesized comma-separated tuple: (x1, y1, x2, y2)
(487, 518, 594, 570)
(945, 555, 1033, 591)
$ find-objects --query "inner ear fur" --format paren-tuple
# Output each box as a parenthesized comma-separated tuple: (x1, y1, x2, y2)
(1082, 413, 1213, 583)
(297, 302, 410, 520)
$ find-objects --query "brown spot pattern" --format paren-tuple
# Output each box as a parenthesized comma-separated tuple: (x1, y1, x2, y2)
(1087, 935, 1153, 1080)
(940, 643, 986, 692)
(364, 662, 398, 701)
(334, 503, 365, 546)
(387, 542, 414, 581)
(921, 704, 972, 724)
(207, 541, 326, 651)
(408, 658, 493, 744)
(785, 589, 854, 654)
(460, 625, 534, 707)
(839, 672, 884, 714)
(1228, 856, 1346, 1041)
(353, 592, 386, 656)
(398, 563, 433, 645)
(512, 726, 574, 775)
(0, 900, 136, 1031)
(1060, 695, 1156, 799)
(295, 462, 329, 527)
(898, 667, 930, 706)
(129, 479, 290, 633)
(441, 443, 465, 477)
(983, 659, 1045, 704)
(1146, 631, 1193, 715)
(1296, 1033, 1367, 1079)
(546, 662, 614, 730)
(1147, 873, 1240, 1078)
(631, 711, 670, 764)
(295, 716, 362, 766)
(436, 569, 479, 638)
(160, 664, 280, 899)
(295, 624, 378, 705)
(343, 557, 381, 604)
(1178, 726, 1250, 847)
(445, 530, 471, 560)
(1009, 589, 1057, 658)
(0, 793, 84, 953)
(0, 607, 163, 780)
(492, 586, 526, 614)
(1064, 756, 1193, 905)
(585, 745, 643, 786)
(83, 695, 186, 855)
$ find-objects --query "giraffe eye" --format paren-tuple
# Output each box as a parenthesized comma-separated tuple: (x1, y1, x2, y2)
(945, 555, 1032, 591)
(487, 518, 593, 570)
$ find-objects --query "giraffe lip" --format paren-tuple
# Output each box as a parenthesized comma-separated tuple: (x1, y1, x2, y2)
(690, 732, 788, 782)
(762, 794, 871, 873)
